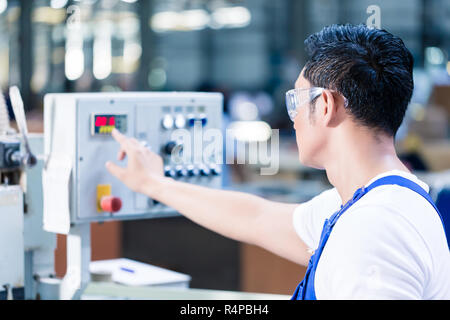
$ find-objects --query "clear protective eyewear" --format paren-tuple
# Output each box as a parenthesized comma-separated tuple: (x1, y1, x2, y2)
(285, 87, 324, 121)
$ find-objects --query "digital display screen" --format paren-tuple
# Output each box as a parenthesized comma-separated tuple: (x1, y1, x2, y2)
(91, 114, 127, 135)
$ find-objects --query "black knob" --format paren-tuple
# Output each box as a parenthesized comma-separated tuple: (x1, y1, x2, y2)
(175, 165, 187, 177)
(164, 166, 176, 178)
(163, 141, 180, 155)
(199, 165, 211, 176)
(5, 149, 21, 167)
(186, 165, 199, 177)
(210, 164, 222, 176)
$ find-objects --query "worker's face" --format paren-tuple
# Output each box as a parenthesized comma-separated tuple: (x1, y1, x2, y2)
(292, 70, 327, 169)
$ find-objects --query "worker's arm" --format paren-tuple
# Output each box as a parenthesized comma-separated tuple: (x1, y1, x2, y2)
(105, 129, 311, 266)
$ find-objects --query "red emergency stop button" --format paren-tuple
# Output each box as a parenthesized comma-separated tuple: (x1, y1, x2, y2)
(100, 196, 122, 213)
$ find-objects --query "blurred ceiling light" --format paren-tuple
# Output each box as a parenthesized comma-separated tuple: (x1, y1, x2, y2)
(228, 121, 272, 142)
(6, 6, 19, 23)
(31, 65, 48, 93)
(116, 41, 142, 74)
(210, 6, 251, 29)
(151, 11, 178, 32)
(425, 47, 445, 65)
(151, 9, 210, 32)
(65, 47, 84, 80)
(118, 16, 140, 37)
(33, 7, 66, 24)
(123, 41, 142, 64)
(50, 0, 68, 9)
(0, 48, 9, 88)
(182, 9, 210, 31)
(0, 0, 7, 15)
(234, 102, 258, 121)
(121, 0, 138, 3)
(148, 68, 167, 89)
(73, 0, 97, 6)
(101, 0, 120, 9)
(93, 38, 112, 79)
(93, 21, 113, 80)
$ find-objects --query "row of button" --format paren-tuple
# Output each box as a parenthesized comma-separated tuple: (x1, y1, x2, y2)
(161, 114, 208, 130)
(164, 164, 221, 178)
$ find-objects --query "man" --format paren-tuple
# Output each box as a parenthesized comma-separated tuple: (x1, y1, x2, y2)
(105, 24, 450, 299)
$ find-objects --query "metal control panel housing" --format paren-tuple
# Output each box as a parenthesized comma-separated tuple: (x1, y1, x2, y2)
(44, 92, 223, 224)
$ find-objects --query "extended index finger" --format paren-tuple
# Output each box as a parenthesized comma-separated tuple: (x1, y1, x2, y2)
(111, 128, 135, 155)
(111, 128, 128, 146)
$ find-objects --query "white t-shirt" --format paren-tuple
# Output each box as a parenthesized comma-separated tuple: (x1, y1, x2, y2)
(292, 170, 450, 299)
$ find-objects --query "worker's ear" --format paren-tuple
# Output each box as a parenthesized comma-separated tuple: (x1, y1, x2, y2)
(321, 90, 340, 128)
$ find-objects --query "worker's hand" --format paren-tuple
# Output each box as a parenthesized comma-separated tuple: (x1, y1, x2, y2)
(105, 128, 165, 195)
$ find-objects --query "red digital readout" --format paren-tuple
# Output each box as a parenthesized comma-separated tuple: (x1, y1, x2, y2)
(93, 114, 125, 135)
(95, 116, 117, 127)
(95, 116, 108, 127)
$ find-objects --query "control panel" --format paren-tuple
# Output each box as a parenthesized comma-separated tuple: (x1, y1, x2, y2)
(43, 92, 223, 224)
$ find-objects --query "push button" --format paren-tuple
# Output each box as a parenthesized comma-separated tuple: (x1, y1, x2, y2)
(164, 166, 176, 178)
(161, 114, 174, 130)
(163, 141, 177, 155)
(100, 196, 122, 213)
(199, 165, 211, 176)
(187, 114, 196, 127)
(174, 114, 186, 129)
(209, 164, 221, 176)
(175, 165, 188, 177)
(199, 113, 207, 127)
(186, 165, 199, 177)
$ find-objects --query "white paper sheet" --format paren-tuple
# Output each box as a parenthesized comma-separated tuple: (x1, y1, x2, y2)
(90, 258, 191, 287)
(42, 154, 72, 235)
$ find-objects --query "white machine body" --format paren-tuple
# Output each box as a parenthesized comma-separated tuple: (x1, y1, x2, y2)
(0, 185, 24, 294)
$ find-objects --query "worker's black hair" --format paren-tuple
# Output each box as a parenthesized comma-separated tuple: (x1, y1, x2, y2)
(303, 24, 414, 136)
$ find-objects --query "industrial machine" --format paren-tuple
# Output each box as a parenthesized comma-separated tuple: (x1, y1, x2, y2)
(0, 87, 56, 300)
(42, 92, 223, 299)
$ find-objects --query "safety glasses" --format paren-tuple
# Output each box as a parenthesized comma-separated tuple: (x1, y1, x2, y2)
(285, 87, 324, 121)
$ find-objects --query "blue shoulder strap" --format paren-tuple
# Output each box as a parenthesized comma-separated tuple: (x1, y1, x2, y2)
(365, 175, 446, 229)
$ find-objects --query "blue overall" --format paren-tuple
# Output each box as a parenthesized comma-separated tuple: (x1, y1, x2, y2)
(291, 175, 447, 300)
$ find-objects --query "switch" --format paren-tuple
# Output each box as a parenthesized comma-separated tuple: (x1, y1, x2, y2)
(161, 114, 174, 130)
(174, 114, 186, 129)
(187, 114, 196, 127)
(163, 141, 177, 155)
(209, 164, 222, 176)
(97, 184, 111, 212)
(199, 113, 208, 127)
(175, 165, 187, 177)
(186, 165, 199, 177)
(199, 165, 211, 176)
(0, 140, 21, 169)
(100, 196, 122, 213)
(163, 141, 183, 156)
(164, 166, 176, 178)
(97, 184, 122, 213)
